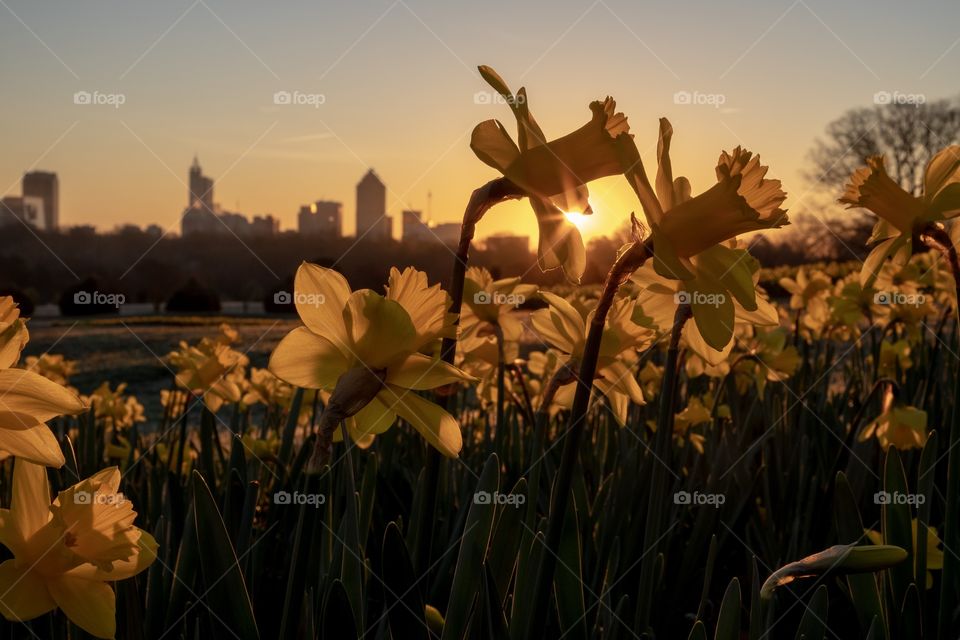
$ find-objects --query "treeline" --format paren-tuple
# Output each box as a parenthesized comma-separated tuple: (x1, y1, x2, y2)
(0, 214, 867, 312)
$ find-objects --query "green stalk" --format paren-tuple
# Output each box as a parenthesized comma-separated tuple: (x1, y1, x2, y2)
(526, 366, 574, 530)
(520, 239, 653, 640)
(922, 225, 960, 640)
(414, 177, 523, 573)
(635, 303, 690, 633)
(494, 323, 506, 448)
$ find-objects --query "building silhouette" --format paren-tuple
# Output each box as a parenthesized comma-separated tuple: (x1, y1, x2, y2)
(181, 157, 277, 237)
(0, 196, 45, 229)
(401, 209, 433, 242)
(356, 169, 391, 241)
(22, 171, 58, 229)
(188, 156, 214, 212)
(485, 234, 530, 254)
(299, 200, 342, 237)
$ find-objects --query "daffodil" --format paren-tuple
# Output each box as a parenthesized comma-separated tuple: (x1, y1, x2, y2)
(470, 66, 631, 281)
(866, 520, 943, 588)
(242, 367, 294, 408)
(0, 460, 157, 638)
(530, 292, 652, 425)
(23, 353, 77, 387)
(617, 119, 788, 352)
(269, 263, 474, 457)
(0, 298, 85, 467)
(840, 147, 960, 286)
(878, 339, 913, 379)
(83, 382, 145, 431)
(779, 266, 833, 310)
(168, 324, 248, 413)
(0, 297, 28, 369)
(456, 331, 515, 407)
(859, 386, 927, 450)
(632, 254, 779, 365)
(460, 266, 537, 343)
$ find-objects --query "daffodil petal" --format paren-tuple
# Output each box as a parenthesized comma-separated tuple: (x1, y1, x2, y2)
(64, 530, 158, 582)
(599, 361, 646, 405)
(9, 459, 53, 547)
(470, 120, 521, 174)
(0, 369, 85, 429)
(386, 353, 475, 390)
(344, 290, 417, 369)
(268, 327, 349, 390)
(379, 385, 462, 457)
(294, 262, 352, 351)
(48, 575, 116, 639)
(0, 560, 55, 622)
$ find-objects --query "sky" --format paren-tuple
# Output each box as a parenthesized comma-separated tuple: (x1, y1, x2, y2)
(2, 0, 959, 243)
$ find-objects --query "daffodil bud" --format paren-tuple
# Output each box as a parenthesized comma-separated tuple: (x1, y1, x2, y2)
(760, 543, 907, 600)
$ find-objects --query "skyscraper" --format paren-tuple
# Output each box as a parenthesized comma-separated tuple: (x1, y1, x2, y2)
(22, 171, 58, 230)
(299, 200, 342, 237)
(188, 156, 214, 211)
(356, 169, 391, 241)
(401, 209, 431, 242)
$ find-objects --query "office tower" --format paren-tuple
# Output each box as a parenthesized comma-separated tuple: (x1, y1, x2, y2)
(22, 171, 58, 230)
(356, 169, 391, 241)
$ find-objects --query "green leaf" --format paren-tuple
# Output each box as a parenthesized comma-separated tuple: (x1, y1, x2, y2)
(191, 471, 259, 639)
(794, 584, 828, 640)
(382, 522, 429, 640)
(442, 453, 500, 640)
(883, 448, 915, 613)
(714, 578, 741, 640)
(322, 580, 358, 640)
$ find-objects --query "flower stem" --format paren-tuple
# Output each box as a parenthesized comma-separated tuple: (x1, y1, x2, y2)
(493, 323, 506, 446)
(526, 365, 575, 529)
(415, 177, 523, 573)
(921, 224, 960, 640)
(635, 303, 691, 632)
(521, 239, 653, 640)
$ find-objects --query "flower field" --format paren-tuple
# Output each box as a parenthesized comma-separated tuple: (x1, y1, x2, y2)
(2, 66, 960, 640)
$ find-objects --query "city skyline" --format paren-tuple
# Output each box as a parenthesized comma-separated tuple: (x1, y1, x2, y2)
(3, 1, 960, 241)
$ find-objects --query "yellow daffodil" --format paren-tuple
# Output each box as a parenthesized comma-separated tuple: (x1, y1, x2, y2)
(632, 255, 779, 365)
(168, 324, 248, 413)
(0, 297, 28, 369)
(779, 266, 833, 310)
(269, 263, 474, 456)
(617, 120, 787, 352)
(878, 340, 913, 379)
(731, 327, 801, 394)
(470, 66, 631, 282)
(618, 118, 788, 276)
(859, 386, 927, 450)
(866, 519, 943, 589)
(0, 460, 157, 638)
(456, 331, 516, 408)
(461, 267, 537, 344)
(83, 382, 145, 431)
(530, 292, 652, 424)
(0, 299, 85, 467)
(23, 353, 77, 387)
(242, 367, 294, 408)
(840, 147, 960, 286)
(159, 388, 188, 417)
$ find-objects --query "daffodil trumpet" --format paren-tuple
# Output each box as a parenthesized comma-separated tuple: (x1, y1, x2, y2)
(522, 235, 654, 640)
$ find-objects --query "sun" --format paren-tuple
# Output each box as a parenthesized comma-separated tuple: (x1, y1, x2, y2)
(563, 210, 593, 233)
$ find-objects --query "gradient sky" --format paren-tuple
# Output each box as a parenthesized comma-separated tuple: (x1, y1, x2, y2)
(2, 0, 959, 243)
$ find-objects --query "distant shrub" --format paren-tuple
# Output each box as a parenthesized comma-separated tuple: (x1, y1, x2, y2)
(59, 278, 122, 316)
(0, 288, 35, 317)
(166, 277, 221, 313)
